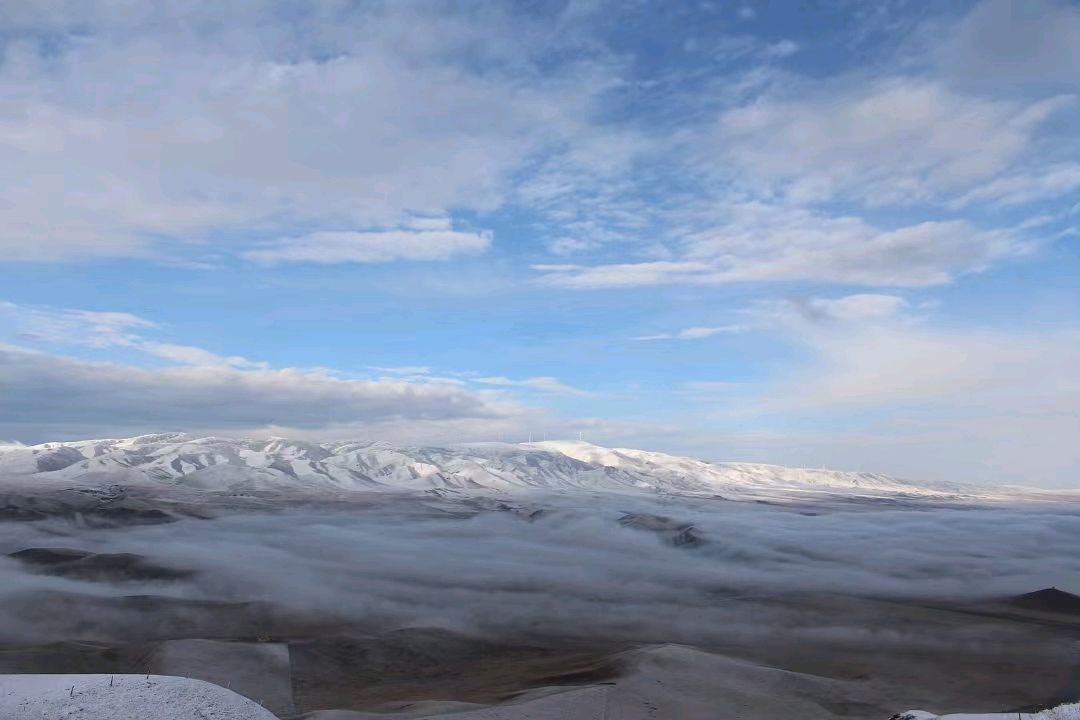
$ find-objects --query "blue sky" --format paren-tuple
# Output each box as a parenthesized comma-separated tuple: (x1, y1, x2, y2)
(0, 0, 1077, 486)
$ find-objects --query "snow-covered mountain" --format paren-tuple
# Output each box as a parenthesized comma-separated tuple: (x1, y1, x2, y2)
(0, 433, 981, 500)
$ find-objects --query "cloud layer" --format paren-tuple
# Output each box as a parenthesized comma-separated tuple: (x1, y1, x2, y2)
(1, 497, 1078, 645)
(0, 2, 607, 262)
(0, 301, 604, 443)
(0, 344, 507, 433)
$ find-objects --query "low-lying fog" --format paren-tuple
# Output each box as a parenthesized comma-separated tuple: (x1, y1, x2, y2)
(1, 496, 1078, 645)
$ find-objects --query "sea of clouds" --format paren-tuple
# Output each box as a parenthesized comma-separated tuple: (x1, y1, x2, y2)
(0, 496, 1078, 644)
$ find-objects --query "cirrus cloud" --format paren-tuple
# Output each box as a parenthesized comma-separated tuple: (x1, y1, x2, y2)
(243, 227, 492, 265)
(538, 207, 1028, 289)
(474, 376, 591, 397)
(714, 79, 1073, 206)
(634, 326, 747, 342)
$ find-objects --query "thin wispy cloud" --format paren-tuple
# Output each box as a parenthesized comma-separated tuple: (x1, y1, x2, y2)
(634, 326, 746, 341)
(474, 376, 592, 397)
(244, 227, 492, 265)
(537, 211, 1029, 289)
(369, 366, 435, 376)
(678, 381, 742, 395)
(0, 301, 265, 369)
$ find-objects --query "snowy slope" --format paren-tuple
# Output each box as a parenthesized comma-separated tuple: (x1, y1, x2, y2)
(532, 441, 972, 495)
(891, 706, 1080, 720)
(0, 674, 278, 720)
(0, 433, 981, 500)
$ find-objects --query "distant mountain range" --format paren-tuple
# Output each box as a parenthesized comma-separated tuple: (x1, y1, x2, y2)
(0, 433, 989, 500)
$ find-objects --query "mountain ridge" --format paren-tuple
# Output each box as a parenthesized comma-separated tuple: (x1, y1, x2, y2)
(0, 433, 987, 500)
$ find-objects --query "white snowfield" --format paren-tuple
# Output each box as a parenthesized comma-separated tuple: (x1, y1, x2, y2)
(0, 433, 996, 500)
(0, 673, 278, 719)
(892, 705, 1080, 719)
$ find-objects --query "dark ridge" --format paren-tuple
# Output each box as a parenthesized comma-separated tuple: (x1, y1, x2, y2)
(618, 512, 706, 548)
(10, 548, 194, 582)
(0, 506, 49, 521)
(78, 507, 177, 527)
(1007, 587, 1080, 616)
(9, 547, 93, 565)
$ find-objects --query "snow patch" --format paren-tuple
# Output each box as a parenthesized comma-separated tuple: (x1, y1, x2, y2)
(891, 703, 1080, 719)
(0, 673, 280, 719)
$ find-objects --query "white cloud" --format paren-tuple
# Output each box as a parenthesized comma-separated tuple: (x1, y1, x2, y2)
(11, 499, 1080, 651)
(802, 294, 908, 322)
(764, 294, 911, 325)
(763, 40, 798, 59)
(940, 0, 1080, 91)
(524, 2, 1076, 277)
(139, 342, 269, 370)
(539, 205, 1027, 288)
(714, 79, 1072, 206)
(0, 301, 268, 369)
(0, 301, 593, 440)
(513, 126, 664, 257)
(368, 366, 434, 376)
(547, 236, 604, 256)
(713, 298, 1080, 486)
(403, 216, 454, 231)
(0, 0, 1070, 291)
(243, 227, 492, 265)
(679, 381, 742, 394)
(635, 292, 909, 347)
(538, 261, 712, 288)
(635, 325, 746, 341)
(772, 326, 1079, 412)
(637, 294, 909, 348)
(0, 302, 155, 347)
(716, 292, 1010, 411)
(0, 2, 609, 262)
(951, 164, 1080, 208)
(0, 343, 515, 436)
(474, 376, 591, 397)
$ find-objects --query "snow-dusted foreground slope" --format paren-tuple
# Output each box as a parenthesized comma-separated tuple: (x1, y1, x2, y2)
(7, 662, 1074, 720)
(0, 674, 278, 720)
(892, 705, 1080, 720)
(0, 433, 985, 500)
